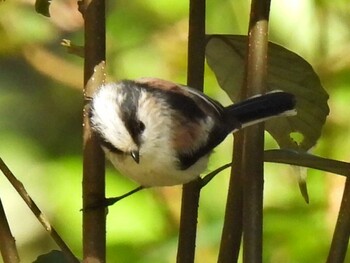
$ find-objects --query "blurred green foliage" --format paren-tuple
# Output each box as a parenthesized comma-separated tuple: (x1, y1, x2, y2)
(0, 0, 350, 262)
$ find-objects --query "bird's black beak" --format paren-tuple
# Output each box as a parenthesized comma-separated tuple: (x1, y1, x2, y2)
(130, 150, 140, 164)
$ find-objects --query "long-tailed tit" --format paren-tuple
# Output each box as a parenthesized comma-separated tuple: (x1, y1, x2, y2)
(89, 78, 296, 187)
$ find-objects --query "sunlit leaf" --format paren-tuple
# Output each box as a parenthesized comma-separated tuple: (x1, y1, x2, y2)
(35, 0, 51, 17)
(206, 35, 330, 151)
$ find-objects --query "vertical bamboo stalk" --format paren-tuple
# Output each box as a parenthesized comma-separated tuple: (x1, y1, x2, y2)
(218, 1, 271, 262)
(177, 0, 206, 262)
(81, 0, 106, 262)
(218, 134, 244, 263)
(242, 1, 271, 262)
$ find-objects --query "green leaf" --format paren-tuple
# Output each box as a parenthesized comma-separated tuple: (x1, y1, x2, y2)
(35, 0, 52, 17)
(33, 250, 69, 263)
(264, 149, 350, 177)
(206, 35, 330, 151)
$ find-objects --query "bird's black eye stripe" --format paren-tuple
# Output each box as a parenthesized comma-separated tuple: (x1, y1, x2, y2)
(119, 81, 145, 145)
(99, 138, 123, 154)
(92, 129, 123, 154)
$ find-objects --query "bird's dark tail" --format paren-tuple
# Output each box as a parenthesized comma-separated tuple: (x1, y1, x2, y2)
(225, 91, 296, 131)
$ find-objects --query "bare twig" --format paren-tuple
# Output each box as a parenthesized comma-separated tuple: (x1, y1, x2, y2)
(0, 198, 20, 263)
(80, 0, 107, 261)
(0, 158, 78, 263)
(177, 0, 206, 262)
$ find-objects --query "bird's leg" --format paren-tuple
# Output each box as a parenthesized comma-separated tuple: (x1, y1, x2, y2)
(105, 185, 145, 206)
(82, 186, 145, 210)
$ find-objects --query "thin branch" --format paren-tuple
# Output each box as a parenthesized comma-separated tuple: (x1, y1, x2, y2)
(0, 158, 78, 263)
(200, 163, 232, 188)
(326, 177, 350, 263)
(264, 149, 350, 177)
(177, 0, 206, 262)
(80, 0, 106, 261)
(0, 198, 20, 263)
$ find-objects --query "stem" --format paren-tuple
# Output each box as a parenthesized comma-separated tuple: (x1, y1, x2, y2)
(177, 178, 202, 263)
(218, 1, 271, 262)
(218, 133, 244, 263)
(326, 177, 350, 263)
(186, 0, 206, 89)
(80, 0, 106, 262)
(242, 1, 271, 262)
(0, 198, 20, 263)
(177, 0, 206, 262)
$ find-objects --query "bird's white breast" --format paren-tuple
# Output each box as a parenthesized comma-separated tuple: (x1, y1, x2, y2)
(104, 149, 209, 186)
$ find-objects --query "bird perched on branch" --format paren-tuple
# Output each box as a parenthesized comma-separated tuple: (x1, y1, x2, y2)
(89, 78, 296, 187)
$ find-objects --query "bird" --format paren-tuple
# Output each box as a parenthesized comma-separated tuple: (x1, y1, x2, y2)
(89, 77, 296, 187)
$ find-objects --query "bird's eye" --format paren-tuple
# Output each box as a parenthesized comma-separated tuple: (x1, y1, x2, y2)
(138, 121, 145, 132)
